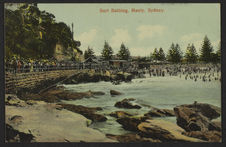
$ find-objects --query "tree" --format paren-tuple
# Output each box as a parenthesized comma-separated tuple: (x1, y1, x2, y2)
(151, 48, 159, 61)
(101, 41, 113, 60)
(117, 43, 130, 60)
(200, 35, 213, 63)
(84, 47, 95, 59)
(158, 47, 166, 61)
(167, 43, 183, 63)
(185, 44, 198, 63)
(4, 4, 80, 60)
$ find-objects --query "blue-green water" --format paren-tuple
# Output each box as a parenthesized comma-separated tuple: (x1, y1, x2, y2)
(61, 75, 221, 135)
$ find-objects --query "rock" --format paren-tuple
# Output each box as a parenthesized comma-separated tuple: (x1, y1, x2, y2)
(26, 100, 38, 105)
(110, 90, 122, 96)
(114, 98, 141, 109)
(63, 72, 133, 84)
(55, 91, 93, 100)
(182, 131, 221, 142)
(178, 103, 220, 120)
(109, 111, 133, 118)
(22, 93, 60, 103)
(8, 115, 23, 125)
(127, 98, 136, 101)
(144, 108, 175, 117)
(40, 88, 104, 102)
(59, 104, 107, 122)
(212, 121, 221, 130)
(5, 95, 27, 107)
(23, 88, 105, 103)
(174, 105, 221, 132)
(138, 120, 203, 142)
(6, 124, 34, 142)
(6, 103, 115, 142)
(117, 115, 150, 131)
(106, 133, 161, 142)
(91, 91, 105, 96)
(162, 109, 175, 116)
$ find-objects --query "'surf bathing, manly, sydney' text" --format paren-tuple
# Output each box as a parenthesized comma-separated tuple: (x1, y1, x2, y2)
(99, 8, 164, 14)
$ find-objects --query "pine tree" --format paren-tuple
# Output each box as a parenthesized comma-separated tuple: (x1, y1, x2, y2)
(84, 46, 95, 59)
(117, 43, 130, 60)
(200, 35, 213, 63)
(167, 43, 175, 62)
(158, 47, 166, 61)
(151, 48, 159, 61)
(101, 41, 113, 60)
(185, 44, 198, 63)
(167, 43, 183, 63)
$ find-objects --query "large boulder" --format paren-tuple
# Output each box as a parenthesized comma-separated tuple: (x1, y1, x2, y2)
(138, 120, 203, 142)
(110, 90, 122, 96)
(6, 102, 115, 142)
(174, 104, 221, 132)
(144, 108, 175, 117)
(116, 115, 150, 131)
(39, 87, 105, 102)
(177, 103, 221, 120)
(58, 104, 107, 122)
(114, 98, 141, 109)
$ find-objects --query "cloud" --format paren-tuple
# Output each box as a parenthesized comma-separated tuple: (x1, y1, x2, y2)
(180, 33, 220, 52)
(180, 33, 204, 52)
(130, 46, 154, 56)
(136, 25, 167, 40)
(110, 29, 131, 49)
(180, 33, 203, 43)
(76, 29, 98, 49)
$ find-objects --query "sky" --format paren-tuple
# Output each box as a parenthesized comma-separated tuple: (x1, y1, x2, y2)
(38, 3, 220, 56)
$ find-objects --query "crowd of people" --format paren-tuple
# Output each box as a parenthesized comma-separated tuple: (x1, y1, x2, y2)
(5, 57, 221, 83)
(144, 64, 221, 82)
(5, 57, 81, 73)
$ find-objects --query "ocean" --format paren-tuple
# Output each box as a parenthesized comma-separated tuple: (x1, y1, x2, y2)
(61, 74, 221, 135)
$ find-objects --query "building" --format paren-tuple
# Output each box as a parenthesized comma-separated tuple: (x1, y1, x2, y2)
(109, 60, 130, 68)
(82, 57, 101, 69)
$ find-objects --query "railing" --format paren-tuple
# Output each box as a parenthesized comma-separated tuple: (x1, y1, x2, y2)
(5, 63, 110, 74)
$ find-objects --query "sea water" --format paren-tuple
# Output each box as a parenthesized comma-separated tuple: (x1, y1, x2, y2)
(61, 75, 221, 135)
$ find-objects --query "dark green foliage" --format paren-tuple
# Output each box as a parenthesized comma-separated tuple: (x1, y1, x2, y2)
(151, 48, 159, 61)
(167, 43, 183, 63)
(4, 4, 79, 60)
(101, 41, 113, 60)
(210, 52, 219, 63)
(84, 47, 95, 59)
(185, 44, 198, 63)
(136, 57, 148, 62)
(200, 36, 213, 63)
(158, 48, 166, 61)
(117, 43, 130, 60)
(151, 48, 165, 61)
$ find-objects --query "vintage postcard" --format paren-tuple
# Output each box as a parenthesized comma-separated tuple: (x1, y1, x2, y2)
(4, 3, 221, 142)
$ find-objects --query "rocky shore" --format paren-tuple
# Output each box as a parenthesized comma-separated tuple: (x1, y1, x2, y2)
(63, 71, 133, 85)
(5, 79, 222, 142)
(5, 94, 115, 142)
